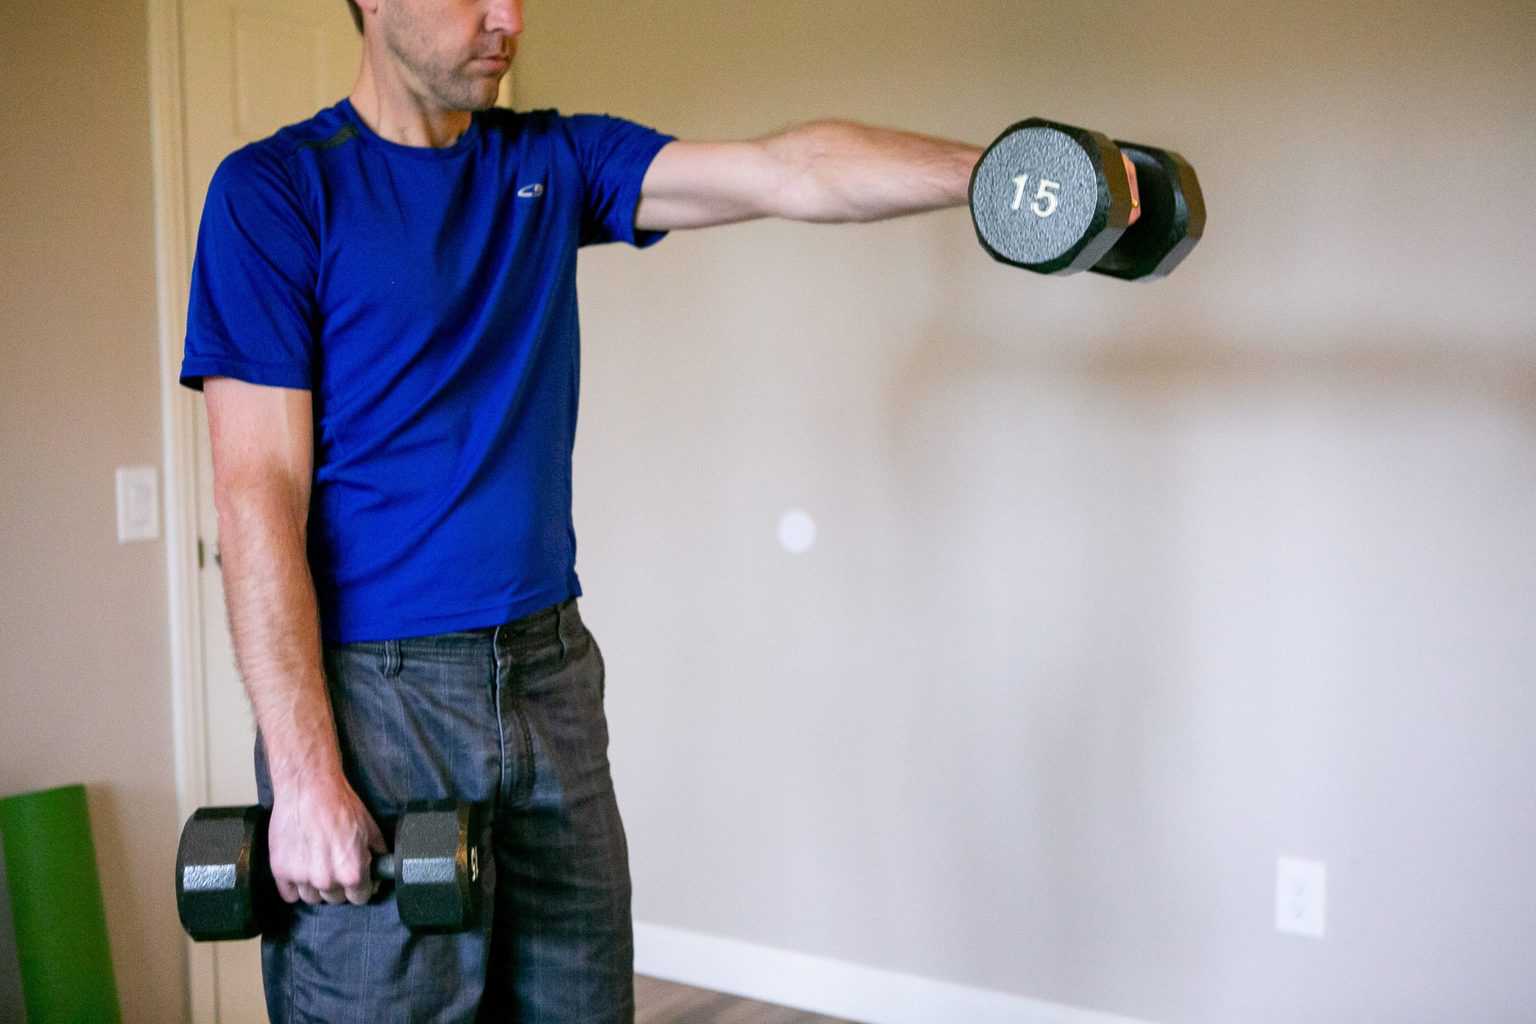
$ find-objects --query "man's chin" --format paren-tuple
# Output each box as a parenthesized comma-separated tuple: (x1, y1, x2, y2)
(443, 80, 503, 113)
(471, 73, 508, 109)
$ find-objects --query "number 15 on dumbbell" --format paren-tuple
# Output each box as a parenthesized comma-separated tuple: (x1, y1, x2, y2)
(970, 117, 1206, 280)
(1010, 171, 1066, 220)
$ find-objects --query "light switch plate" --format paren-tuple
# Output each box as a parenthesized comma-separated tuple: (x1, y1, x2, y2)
(116, 465, 160, 543)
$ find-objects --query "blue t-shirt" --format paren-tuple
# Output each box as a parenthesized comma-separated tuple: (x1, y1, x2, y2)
(180, 99, 674, 643)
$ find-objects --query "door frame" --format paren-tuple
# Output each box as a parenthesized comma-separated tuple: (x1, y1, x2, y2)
(146, 0, 217, 1018)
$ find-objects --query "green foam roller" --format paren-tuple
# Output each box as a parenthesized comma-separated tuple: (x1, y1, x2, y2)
(0, 784, 121, 1024)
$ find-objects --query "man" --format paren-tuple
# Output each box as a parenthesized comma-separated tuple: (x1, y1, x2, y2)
(180, 1, 1110, 1020)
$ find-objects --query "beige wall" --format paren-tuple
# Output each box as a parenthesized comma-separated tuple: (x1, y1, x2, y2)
(0, 2, 186, 1022)
(3, 1, 1533, 1023)
(521, 2, 1536, 1022)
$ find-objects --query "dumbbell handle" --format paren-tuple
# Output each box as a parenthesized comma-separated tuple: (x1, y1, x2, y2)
(371, 853, 397, 883)
(368, 845, 479, 885)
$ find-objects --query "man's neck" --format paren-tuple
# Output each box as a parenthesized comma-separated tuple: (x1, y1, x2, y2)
(349, 52, 471, 149)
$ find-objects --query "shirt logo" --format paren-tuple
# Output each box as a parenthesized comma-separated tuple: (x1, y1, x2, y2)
(516, 183, 545, 199)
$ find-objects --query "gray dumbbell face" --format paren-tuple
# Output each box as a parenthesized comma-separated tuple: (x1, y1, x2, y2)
(393, 800, 482, 933)
(970, 118, 1134, 275)
(176, 805, 273, 942)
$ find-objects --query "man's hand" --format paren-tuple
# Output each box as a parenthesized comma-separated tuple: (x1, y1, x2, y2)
(268, 772, 387, 907)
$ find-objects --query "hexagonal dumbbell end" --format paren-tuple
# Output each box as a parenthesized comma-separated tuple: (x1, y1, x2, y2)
(176, 805, 274, 942)
(390, 800, 482, 933)
(1091, 141, 1206, 281)
(970, 118, 1136, 276)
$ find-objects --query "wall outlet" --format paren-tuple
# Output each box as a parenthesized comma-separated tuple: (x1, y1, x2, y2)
(1276, 856, 1327, 939)
(116, 465, 161, 543)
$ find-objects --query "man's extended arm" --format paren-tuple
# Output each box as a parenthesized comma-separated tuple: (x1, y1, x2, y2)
(635, 120, 984, 232)
(205, 377, 385, 908)
(635, 118, 1142, 234)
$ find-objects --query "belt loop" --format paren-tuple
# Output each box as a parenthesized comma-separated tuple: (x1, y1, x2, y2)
(381, 639, 402, 678)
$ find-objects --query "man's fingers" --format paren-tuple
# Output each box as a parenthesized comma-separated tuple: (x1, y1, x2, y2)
(331, 835, 379, 907)
(278, 870, 362, 906)
(354, 814, 388, 904)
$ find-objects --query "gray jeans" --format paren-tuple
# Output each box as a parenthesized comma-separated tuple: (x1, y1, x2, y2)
(254, 598, 634, 1023)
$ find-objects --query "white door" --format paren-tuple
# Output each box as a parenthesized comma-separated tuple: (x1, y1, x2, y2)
(181, 4, 359, 1018)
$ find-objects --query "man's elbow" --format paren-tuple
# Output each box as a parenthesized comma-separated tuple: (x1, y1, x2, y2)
(213, 472, 310, 544)
(762, 121, 870, 224)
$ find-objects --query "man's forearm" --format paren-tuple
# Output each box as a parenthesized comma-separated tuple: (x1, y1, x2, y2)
(217, 489, 342, 795)
(764, 120, 983, 224)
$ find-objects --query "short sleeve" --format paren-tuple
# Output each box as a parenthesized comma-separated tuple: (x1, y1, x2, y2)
(563, 114, 676, 249)
(179, 146, 320, 392)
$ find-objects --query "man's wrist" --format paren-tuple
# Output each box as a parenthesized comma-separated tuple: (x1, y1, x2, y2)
(263, 720, 347, 796)
(270, 754, 347, 798)
(955, 145, 985, 205)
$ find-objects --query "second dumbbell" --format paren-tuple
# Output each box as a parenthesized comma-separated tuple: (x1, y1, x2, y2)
(175, 799, 483, 942)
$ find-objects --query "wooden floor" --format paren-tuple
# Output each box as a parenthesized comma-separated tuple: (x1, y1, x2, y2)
(636, 975, 863, 1024)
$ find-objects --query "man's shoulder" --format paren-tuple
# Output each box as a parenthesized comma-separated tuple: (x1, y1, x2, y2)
(214, 102, 355, 185)
(481, 108, 663, 161)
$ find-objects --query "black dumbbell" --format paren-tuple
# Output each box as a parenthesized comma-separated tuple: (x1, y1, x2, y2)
(969, 117, 1205, 280)
(175, 799, 482, 942)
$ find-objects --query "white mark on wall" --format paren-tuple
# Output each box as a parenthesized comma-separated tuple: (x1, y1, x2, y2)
(778, 509, 817, 555)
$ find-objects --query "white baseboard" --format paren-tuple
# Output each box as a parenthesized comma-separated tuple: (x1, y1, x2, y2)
(634, 921, 1158, 1024)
